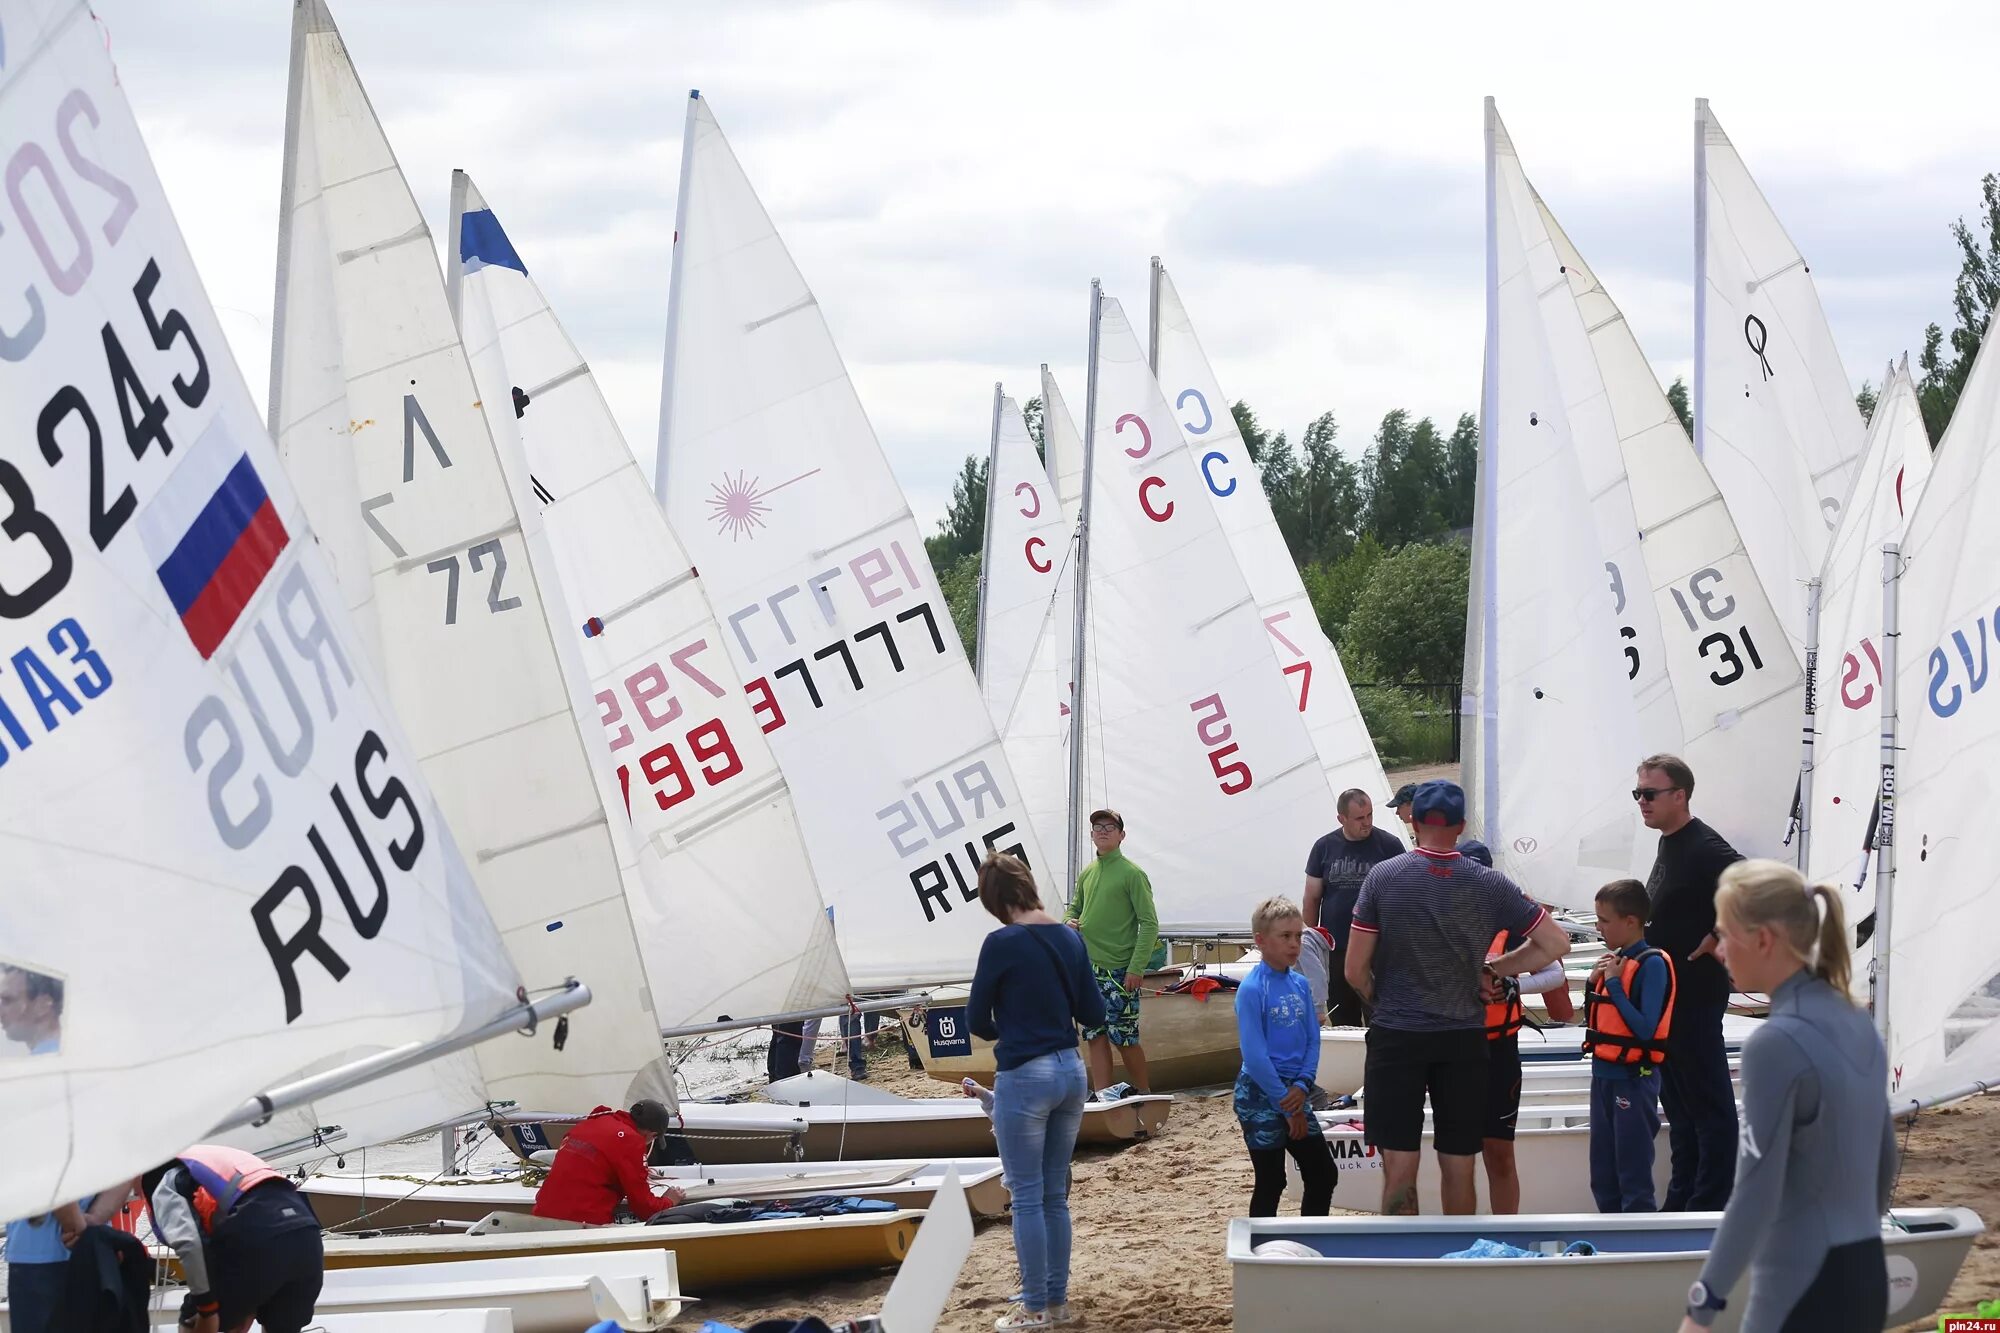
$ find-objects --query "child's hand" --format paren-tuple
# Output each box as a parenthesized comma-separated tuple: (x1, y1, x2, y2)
(1278, 1086, 1306, 1114)
(1285, 1111, 1310, 1141)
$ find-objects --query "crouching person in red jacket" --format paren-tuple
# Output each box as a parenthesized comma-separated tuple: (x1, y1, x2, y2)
(531, 1100, 688, 1225)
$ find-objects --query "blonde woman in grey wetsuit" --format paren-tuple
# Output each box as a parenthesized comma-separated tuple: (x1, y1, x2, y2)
(1678, 860, 1896, 1333)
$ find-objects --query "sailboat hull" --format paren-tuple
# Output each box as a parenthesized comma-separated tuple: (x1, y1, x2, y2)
(319, 1210, 920, 1291)
(301, 1159, 1011, 1228)
(1228, 1208, 1981, 1333)
(906, 978, 1242, 1091)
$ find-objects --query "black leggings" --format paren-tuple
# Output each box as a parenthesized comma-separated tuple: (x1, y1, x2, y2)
(1777, 1237, 1886, 1333)
(1249, 1137, 1337, 1217)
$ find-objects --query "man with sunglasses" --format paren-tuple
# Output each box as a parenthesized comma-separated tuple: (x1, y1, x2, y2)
(1634, 754, 1743, 1211)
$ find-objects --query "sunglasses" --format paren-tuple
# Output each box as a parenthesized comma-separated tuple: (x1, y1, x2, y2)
(1631, 786, 1683, 802)
(1090, 822, 1119, 832)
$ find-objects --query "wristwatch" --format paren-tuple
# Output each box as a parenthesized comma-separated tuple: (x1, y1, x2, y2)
(1686, 1279, 1727, 1327)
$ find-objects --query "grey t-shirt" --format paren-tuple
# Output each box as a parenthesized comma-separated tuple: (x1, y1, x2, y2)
(1351, 848, 1545, 1032)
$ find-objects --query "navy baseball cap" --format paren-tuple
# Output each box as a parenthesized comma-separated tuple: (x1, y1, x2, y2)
(1389, 783, 1419, 810)
(1458, 839, 1493, 867)
(1411, 780, 1467, 827)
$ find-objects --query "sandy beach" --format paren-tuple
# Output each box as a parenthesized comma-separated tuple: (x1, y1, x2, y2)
(689, 1027, 2000, 1332)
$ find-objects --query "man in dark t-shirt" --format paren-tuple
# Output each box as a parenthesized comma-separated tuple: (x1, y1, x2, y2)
(1303, 788, 1404, 1026)
(1636, 753, 1744, 1211)
(1345, 780, 1571, 1215)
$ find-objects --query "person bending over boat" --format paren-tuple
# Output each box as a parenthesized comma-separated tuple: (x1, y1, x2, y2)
(1065, 808, 1158, 1097)
(1345, 781, 1570, 1214)
(969, 852, 1105, 1331)
(1235, 896, 1338, 1217)
(1460, 840, 1570, 1213)
(136, 1145, 323, 1333)
(1679, 860, 1893, 1333)
(532, 1100, 687, 1225)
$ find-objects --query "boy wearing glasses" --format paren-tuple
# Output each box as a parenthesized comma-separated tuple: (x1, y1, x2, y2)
(1065, 809, 1158, 1098)
(1633, 754, 1743, 1211)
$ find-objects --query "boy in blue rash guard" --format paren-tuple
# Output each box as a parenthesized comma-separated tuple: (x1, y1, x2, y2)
(1586, 878, 1676, 1213)
(1234, 897, 1337, 1216)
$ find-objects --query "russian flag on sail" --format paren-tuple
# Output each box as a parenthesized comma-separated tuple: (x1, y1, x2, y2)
(138, 426, 290, 659)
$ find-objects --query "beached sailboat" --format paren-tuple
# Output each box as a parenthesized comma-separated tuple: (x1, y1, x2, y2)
(1149, 260, 1389, 805)
(1483, 101, 1804, 871)
(267, 0, 670, 1129)
(1801, 360, 1932, 934)
(1462, 102, 1650, 901)
(1228, 1208, 1981, 1333)
(445, 168, 850, 1029)
(0, 0, 571, 1218)
(653, 90, 1052, 991)
(1695, 99, 1867, 656)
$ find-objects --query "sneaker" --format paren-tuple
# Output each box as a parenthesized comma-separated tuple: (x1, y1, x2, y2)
(1047, 1303, 1075, 1324)
(961, 1078, 996, 1113)
(994, 1306, 1051, 1330)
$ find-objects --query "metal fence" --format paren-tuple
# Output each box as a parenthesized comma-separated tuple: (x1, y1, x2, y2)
(1349, 681, 1462, 766)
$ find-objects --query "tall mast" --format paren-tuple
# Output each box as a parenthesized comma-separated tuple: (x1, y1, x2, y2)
(1793, 578, 1821, 869)
(1476, 98, 1502, 842)
(972, 382, 1004, 682)
(1872, 541, 1902, 1049)
(653, 90, 701, 506)
(1066, 281, 1104, 892)
(1692, 97, 1710, 459)
(1147, 256, 1163, 374)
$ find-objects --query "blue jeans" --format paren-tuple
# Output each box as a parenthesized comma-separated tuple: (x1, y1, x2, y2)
(1590, 1073, 1661, 1213)
(993, 1048, 1088, 1311)
(840, 1009, 881, 1077)
(7, 1260, 67, 1333)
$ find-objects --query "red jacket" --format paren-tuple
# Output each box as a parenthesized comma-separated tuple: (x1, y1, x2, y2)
(531, 1106, 678, 1224)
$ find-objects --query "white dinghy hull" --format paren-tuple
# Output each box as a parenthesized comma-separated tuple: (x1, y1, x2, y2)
(1228, 1208, 1981, 1333)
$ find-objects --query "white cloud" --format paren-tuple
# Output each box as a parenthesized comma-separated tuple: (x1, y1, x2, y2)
(106, 0, 2000, 538)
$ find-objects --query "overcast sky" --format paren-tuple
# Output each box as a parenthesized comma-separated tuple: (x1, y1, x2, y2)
(107, 0, 2000, 529)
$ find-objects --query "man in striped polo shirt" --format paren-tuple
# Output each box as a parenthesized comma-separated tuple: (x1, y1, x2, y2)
(1344, 781, 1571, 1214)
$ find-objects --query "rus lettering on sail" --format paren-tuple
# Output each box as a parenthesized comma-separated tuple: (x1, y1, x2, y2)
(876, 758, 1026, 922)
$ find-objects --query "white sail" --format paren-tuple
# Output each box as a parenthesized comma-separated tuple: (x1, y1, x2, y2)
(1044, 367, 1086, 521)
(1695, 99, 1867, 654)
(1886, 328, 2000, 1110)
(654, 92, 1047, 986)
(269, 0, 666, 1113)
(0, 0, 519, 1214)
(1806, 362, 1933, 914)
(977, 392, 1067, 736)
(1152, 264, 1389, 805)
(1516, 119, 1804, 862)
(1469, 102, 1647, 905)
(446, 172, 849, 1027)
(1077, 293, 1332, 927)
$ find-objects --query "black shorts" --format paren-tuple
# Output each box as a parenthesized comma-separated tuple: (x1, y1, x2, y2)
(1363, 1025, 1488, 1155)
(210, 1185, 325, 1333)
(1482, 1032, 1522, 1142)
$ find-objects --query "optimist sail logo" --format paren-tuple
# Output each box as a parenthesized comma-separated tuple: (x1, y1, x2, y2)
(138, 422, 290, 659)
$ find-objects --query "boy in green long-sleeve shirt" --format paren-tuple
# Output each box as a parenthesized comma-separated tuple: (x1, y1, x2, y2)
(1065, 808, 1158, 1097)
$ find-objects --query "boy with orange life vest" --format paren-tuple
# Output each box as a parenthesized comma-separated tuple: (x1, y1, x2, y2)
(1462, 841, 1572, 1212)
(138, 1145, 324, 1333)
(1585, 878, 1676, 1212)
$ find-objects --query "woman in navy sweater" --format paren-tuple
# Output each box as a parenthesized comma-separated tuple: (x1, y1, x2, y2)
(967, 853, 1107, 1332)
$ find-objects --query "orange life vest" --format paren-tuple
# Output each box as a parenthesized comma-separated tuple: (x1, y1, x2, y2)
(1583, 948, 1677, 1065)
(1483, 930, 1523, 1040)
(148, 1144, 282, 1233)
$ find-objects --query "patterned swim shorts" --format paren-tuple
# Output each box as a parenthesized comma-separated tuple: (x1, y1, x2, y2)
(1234, 1070, 1326, 1151)
(1080, 963, 1142, 1046)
